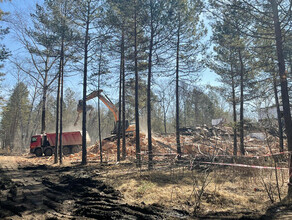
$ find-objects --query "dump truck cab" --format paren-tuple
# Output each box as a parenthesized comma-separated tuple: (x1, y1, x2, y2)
(30, 134, 43, 156)
(30, 134, 51, 156)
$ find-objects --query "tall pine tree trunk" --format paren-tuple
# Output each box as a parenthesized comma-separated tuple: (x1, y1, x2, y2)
(231, 62, 237, 156)
(54, 19, 66, 164)
(273, 73, 284, 152)
(41, 57, 49, 135)
(59, 49, 64, 164)
(122, 28, 126, 160)
(97, 43, 103, 163)
(54, 62, 61, 164)
(41, 80, 48, 134)
(238, 49, 245, 155)
(59, 31, 65, 164)
(134, 0, 141, 167)
(117, 38, 122, 161)
(176, 15, 182, 157)
(82, 1, 90, 165)
(147, 0, 154, 170)
(163, 100, 167, 134)
(270, 0, 292, 197)
(98, 56, 102, 163)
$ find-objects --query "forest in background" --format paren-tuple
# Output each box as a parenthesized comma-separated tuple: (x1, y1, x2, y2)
(0, 0, 291, 176)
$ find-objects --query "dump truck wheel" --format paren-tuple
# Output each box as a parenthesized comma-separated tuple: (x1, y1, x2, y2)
(44, 148, 53, 156)
(63, 146, 70, 155)
(35, 148, 42, 157)
(72, 146, 80, 154)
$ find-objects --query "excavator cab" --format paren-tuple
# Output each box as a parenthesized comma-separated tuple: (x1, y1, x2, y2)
(111, 120, 129, 135)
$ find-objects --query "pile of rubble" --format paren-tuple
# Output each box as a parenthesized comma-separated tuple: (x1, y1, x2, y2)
(77, 125, 281, 162)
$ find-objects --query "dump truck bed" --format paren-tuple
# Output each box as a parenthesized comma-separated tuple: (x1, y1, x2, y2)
(46, 131, 82, 146)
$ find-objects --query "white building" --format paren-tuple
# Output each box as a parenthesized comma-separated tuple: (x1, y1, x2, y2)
(258, 106, 283, 120)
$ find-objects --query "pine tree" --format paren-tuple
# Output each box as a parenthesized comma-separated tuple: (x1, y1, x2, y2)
(269, 0, 292, 197)
(223, 0, 292, 197)
(0, 82, 30, 151)
(144, 0, 175, 169)
(209, 17, 240, 155)
(0, 2, 9, 105)
(72, 0, 101, 165)
(209, 0, 257, 155)
(171, 0, 205, 157)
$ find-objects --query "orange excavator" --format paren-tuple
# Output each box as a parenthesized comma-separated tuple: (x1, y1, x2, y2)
(74, 89, 135, 137)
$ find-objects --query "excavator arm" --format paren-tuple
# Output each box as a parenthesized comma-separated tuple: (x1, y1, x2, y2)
(95, 92, 119, 122)
(74, 90, 119, 126)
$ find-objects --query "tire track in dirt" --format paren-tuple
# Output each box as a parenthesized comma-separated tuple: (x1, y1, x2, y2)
(0, 156, 189, 219)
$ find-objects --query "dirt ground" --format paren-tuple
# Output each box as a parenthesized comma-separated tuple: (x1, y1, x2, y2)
(1, 154, 292, 220)
(0, 155, 191, 219)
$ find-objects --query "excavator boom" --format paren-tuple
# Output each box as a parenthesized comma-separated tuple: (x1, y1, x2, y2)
(97, 93, 118, 122)
(75, 90, 119, 125)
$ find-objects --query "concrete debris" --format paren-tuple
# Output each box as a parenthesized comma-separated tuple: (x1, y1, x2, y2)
(249, 133, 266, 141)
(212, 118, 226, 126)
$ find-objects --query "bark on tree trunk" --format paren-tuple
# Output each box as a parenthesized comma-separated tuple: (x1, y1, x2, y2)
(134, 1, 141, 167)
(117, 38, 122, 161)
(176, 15, 182, 157)
(59, 50, 64, 165)
(41, 84, 47, 134)
(238, 49, 245, 155)
(54, 50, 63, 164)
(82, 1, 90, 165)
(122, 28, 126, 160)
(98, 53, 102, 163)
(147, 0, 154, 170)
(273, 73, 284, 152)
(163, 101, 167, 134)
(41, 56, 50, 134)
(231, 62, 237, 156)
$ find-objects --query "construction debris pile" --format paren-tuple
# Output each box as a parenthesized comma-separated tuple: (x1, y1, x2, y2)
(31, 125, 283, 164)
(79, 125, 281, 162)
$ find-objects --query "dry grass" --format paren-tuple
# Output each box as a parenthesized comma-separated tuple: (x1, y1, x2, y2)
(102, 162, 288, 215)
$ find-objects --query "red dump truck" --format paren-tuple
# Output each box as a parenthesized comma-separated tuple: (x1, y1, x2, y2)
(30, 131, 87, 157)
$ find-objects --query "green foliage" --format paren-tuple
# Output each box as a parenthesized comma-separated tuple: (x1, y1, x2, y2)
(62, 88, 78, 128)
(0, 2, 9, 105)
(0, 82, 30, 150)
(29, 4, 59, 58)
(209, 0, 258, 106)
(106, 0, 148, 74)
(171, 0, 206, 77)
(125, 78, 158, 118)
(180, 86, 218, 127)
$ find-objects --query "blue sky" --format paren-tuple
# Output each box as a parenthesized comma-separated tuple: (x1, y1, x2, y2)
(1, 0, 220, 99)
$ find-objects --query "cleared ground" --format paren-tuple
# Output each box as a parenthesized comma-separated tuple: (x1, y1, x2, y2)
(1, 154, 292, 219)
(0, 155, 189, 219)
